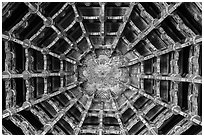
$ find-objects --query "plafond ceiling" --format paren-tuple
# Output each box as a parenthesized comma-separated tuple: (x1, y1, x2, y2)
(2, 2, 202, 135)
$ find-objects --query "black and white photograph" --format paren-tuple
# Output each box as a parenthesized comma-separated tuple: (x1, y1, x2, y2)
(2, 2, 202, 135)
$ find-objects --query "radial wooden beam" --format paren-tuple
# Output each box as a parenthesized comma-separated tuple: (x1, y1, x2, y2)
(126, 2, 182, 52)
(109, 92, 127, 135)
(41, 99, 78, 135)
(52, 3, 69, 19)
(122, 83, 202, 126)
(124, 35, 201, 67)
(133, 74, 202, 84)
(2, 82, 78, 118)
(112, 2, 135, 51)
(123, 94, 158, 135)
(2, 33, 76, 64)
(74, 93, 95, 135)
(71, 3, 94, 50)
(24, 2, 79, 60)
(99, 2, 105, 45)
(2, 71, 74, 80)
(9, 12, 31, 33)
(29, 25, 46, 41)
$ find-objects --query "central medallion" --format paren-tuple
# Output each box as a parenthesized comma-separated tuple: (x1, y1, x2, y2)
(79, 50, 129, 100)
